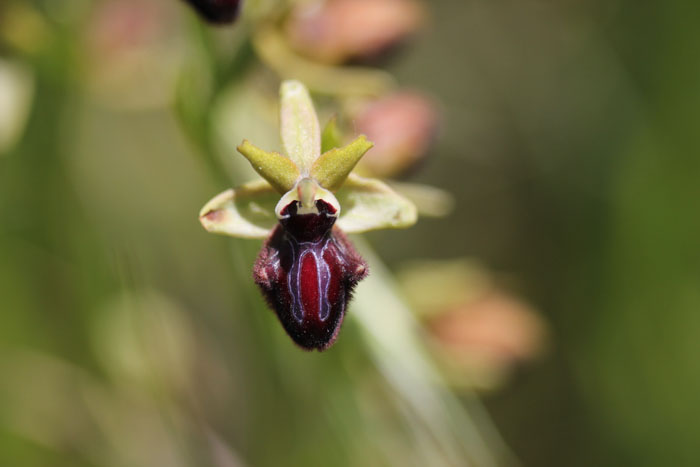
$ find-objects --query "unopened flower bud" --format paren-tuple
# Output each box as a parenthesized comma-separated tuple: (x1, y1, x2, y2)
(355, 92, 439, 178)
(285, 0, 424, 64)
(254, 199, 368, 350)
(428, 293, 546, 389)
(85, 0, 183, 109)
(183, 0, 241, 24)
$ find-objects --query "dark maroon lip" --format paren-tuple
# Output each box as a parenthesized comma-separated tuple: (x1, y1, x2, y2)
(279, 199, 338, 243)
(183, 0, 242, 24)
(253, 201, 368, 351)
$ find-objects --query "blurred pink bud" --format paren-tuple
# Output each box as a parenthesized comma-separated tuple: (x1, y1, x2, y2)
(286, 0, 424, 64)
(354, 92, 439, 178)
(84, 0, 184, 109)
(428, 293, 546, 386)
(89, 0, 166, 55)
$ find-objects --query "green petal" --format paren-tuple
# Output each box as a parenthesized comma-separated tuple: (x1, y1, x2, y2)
(336, 174, 418, 233)
(237, 139, 300, 194)
(199, 180, 278, 239)
(321, 116, 343, 153)
(311, 136, 374, 192)
(279, 80, 320, 174)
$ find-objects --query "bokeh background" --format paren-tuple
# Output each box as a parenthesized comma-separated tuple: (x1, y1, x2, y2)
(1, 0, 699, 466)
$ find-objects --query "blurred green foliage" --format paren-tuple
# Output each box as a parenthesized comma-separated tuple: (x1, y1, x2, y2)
(1, 0, 700, 466)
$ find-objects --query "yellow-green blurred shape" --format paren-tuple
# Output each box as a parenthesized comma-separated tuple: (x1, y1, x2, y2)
(387, 181, 454, 218)
(0, 352, 93, 451)
(397, 259, 493, 317)
(90, 290, 196, 394)
(0, 3, 50, 54)
(397, 259, 547, 390)
(0, 59, 33, 155)
(253, 24, 395, 97)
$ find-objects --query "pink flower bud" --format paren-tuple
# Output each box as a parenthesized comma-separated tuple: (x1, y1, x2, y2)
(254, 200, 368, 350)
(286, 0, 424, 64)
(84, 0, 183, 109)
(355, 92, 439, 178)
(428, 293, 546, 386)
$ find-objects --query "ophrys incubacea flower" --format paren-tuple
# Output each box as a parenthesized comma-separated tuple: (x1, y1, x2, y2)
(199, 80, 417, 350)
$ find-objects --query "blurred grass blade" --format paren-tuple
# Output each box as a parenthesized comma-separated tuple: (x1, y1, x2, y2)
(351, 240, 518, 467)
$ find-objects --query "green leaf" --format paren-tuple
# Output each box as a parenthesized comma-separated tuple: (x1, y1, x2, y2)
(237, 139, 300, 193)
(279, 80, 320, 174)
(336, 174, 418, 233)
(321, 116, 343, 153)
(199, 180, 278, 239)
(311, 135, 373, 192)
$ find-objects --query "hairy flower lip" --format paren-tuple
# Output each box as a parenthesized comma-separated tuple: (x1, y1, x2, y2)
(182, 0, 242, 25)
(279, 199, 337, 243)
(254, 222, 368, 351)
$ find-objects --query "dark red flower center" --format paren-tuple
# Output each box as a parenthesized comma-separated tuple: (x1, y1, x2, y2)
(254, 199, 367, 350)
(183, 0, 241, 24)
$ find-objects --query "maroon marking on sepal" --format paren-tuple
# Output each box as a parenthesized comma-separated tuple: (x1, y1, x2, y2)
(202, 210, 222, 222)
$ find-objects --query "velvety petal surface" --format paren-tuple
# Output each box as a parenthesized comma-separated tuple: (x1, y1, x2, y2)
(254, 199, 368, 350)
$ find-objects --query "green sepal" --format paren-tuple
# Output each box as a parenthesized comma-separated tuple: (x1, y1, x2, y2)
(279, 80, 320, 173)
(311, 136, 374, 192)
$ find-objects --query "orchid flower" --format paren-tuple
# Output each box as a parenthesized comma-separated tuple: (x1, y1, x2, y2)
(199, 80, 417, 350)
